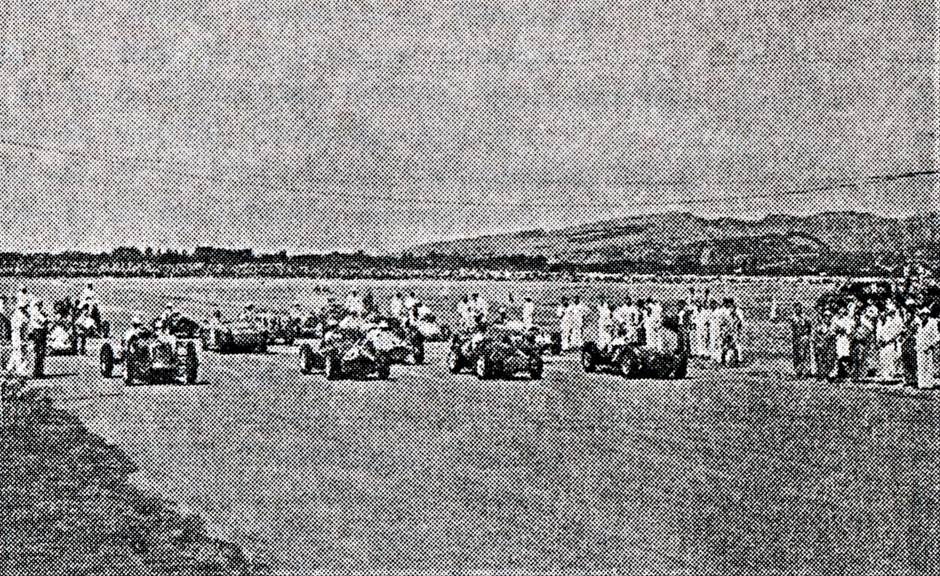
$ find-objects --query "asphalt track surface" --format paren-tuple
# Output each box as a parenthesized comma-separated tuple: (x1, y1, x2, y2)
(34, 335, 939, 575)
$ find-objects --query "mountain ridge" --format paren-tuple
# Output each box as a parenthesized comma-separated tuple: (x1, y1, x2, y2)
(408, 211, 940, 272)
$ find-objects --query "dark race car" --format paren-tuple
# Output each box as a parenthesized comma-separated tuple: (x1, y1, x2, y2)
(267, 316, 299, 346)
(151, 313, 203, 339)
(447, 324, 543, 380)
(580, 327, 688, 379)
(99, 331, 198, 386)
(299, 330, 391, 380)
(200, 320, 270, 353)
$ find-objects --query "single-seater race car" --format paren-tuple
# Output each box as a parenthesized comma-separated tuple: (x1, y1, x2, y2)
(373, 317, 425, 364)
(200, 317, 270, 353)
(410, 315, 451, 342)
(99, 329, 198, 386)
(501, 320, 562, 355)
(580, 327, 688, 379)
(151, 312, 203, 339)
(447, 324, 543, 380)
(299, 329, 391, 380)
(46, 321, 81, 356)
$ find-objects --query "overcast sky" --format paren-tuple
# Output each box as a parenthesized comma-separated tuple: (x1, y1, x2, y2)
(0, 0, 936, 253)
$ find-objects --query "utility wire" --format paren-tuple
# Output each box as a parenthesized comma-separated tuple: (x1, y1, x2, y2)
(1, 136, 936, 210)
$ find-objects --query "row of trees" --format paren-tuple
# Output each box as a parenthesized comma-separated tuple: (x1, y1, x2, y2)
(0, 245, 930, 278)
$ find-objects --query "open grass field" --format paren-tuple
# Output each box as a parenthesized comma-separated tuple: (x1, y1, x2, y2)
(16, 277, 940, 574)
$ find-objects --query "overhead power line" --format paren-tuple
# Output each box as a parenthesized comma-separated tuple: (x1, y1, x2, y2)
(0, 136, 936, 210)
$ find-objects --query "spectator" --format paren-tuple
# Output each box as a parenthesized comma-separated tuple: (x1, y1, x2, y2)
(567, 296, 588, 350)
(876, 300, 903, 379)
(789, 303, 813, 378)
(0, 296, 10, 342)
(597, 297, 613, 348)
(7, 299, 29, 376)
(521, 295, 535, 330)
(390, 292, 404, 319)
(29, 298, 49, 378)
(557, 297, 571, 350)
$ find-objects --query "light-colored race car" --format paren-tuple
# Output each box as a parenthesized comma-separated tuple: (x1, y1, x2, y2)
(200, 321, 269, 353)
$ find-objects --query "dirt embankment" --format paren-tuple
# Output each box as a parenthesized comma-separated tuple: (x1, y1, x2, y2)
(1, 378, 269, 575)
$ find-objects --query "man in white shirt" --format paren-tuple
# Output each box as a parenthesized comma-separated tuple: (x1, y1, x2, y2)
(646, 298, 664, 351)
(522, 296, 536, 330)
(403, 291, 418, 313)
(613, 297, 640, 344)
(557, 297, 571, 350)
(597, 298, 613, 348)
(345, 290, 364, 316)
(470, 293, 488, 323)
(7, 300, 29, 376)
(567, 296, 587, 350)
(390, 292, 404, 319)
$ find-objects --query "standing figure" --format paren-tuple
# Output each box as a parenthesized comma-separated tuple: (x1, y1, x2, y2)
(390, 292, 404, 319)
(692, 301, 708, 357)
(457, 295, 473, 329)
(7, 300, 29, 377)
(851, 305, 878, 379)
(522, 295, 535, 330)
(567, 296, 587, 350)
(814, 310, 837, 380)
(646, 299, 664, 351)
(789, 303, 813, 378)
(707, 299, 722, 363)
(596, 298, 613, 348)
(29, 299, 49, 378)
(676, 300, 693, 357)
(915, 307, 939, 390)
(877, 301, 903, 379)
(557, 297, 571, 351)
(831, 305, 855, 379)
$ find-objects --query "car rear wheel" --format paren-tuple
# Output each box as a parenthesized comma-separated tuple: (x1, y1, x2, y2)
(529, 355, 543, 380)
(581, 349, 596, 372)
(475, 356, 491, 380)
(412, 342, 425, 365)
(447, 349, 462, 374)
(325, 354, 340, 380)
(123, 359, 137, 386)
(620, 358, 635, 378)
(99, 343, 114, 377)
(376, 360, 391, 380)
(299, 344, 315, 374)
(183, 342, 198, 385)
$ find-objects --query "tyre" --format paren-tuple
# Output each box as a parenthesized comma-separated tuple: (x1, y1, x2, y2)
(324, 354, 340, 380)
(183, 342, 198, 385)
(529, 355, 543, 380)
(619, 358, 635, 378)
(671, 355, 688, 379)
(299, 344, 315, 375)
(447, 349, 463, 374)
(550, 332, 562, 355)
(99, 343, 114, 377)
(376, 360, 391, 380)
(581, 348, 596, 373)
(475, 356, 491, 380)
(123, 358, 137, 386)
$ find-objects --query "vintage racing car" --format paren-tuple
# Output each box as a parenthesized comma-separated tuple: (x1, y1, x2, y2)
(299, 329, 391, 380)
(200, 320, 270, 353)
(99, 332, 199, 386)
(152, 313, 203, 339)
(447, 324, 543, 380)
(580, 329, 688, 379)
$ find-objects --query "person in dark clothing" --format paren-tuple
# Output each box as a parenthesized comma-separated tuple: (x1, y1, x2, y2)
(789, 303, 813, 378)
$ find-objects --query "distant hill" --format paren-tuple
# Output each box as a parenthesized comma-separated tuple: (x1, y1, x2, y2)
(409, 212, 940, 274)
